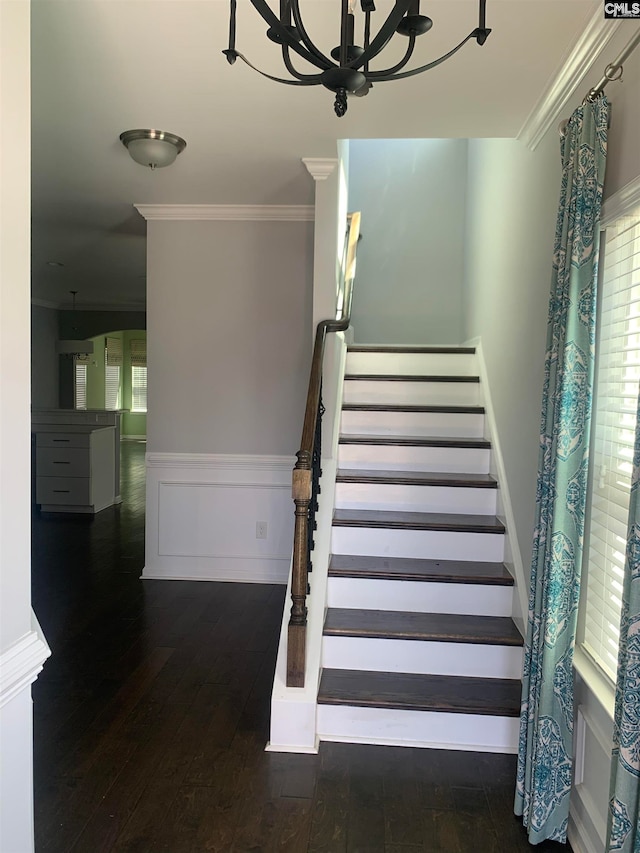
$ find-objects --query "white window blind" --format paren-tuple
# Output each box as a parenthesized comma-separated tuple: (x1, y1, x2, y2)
(582, 209, 640, 681)
(129, 338, 147, 412)
(74, 358, 87, 410)
(105, 337, 122, 410)
(131, 366, 147, 412)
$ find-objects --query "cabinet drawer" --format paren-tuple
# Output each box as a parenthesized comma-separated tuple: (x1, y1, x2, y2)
(36, 447, 90, 477)
(36, 432, 91, 449)
(36, 476, 91, 506)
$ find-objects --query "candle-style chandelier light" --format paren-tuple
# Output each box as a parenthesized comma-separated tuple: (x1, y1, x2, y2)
(223, 0, 491, 117)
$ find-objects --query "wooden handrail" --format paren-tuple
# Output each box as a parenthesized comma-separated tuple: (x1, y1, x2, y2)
(287, 211, 361, 688)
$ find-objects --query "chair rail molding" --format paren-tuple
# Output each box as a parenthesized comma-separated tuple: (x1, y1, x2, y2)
(134, 204, 314, 222)
(518, 8, 621, 151)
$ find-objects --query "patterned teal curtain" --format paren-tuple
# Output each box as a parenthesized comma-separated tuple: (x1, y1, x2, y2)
(515, 96, 609, 845)
(607, 390, 640, 852)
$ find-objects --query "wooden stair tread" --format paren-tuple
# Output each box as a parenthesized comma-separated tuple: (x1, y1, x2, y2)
(347, 346, 476, 354)
(318, 669, 520, 716)
(344, 374, 479, 383)
(328, 554, 513, 585)
(339, 434, 491, 449)
(333, 508, 505, 533)
(342, 403, 485, 414)
(336, 469, 497, 488)
(323, 608, 523, 646)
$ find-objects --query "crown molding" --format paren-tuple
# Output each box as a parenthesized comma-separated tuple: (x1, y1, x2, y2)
(600, 174, 640, 226)
(134, 204, 314, 222)
(302, 158, 338, 182)
(518, 9, 621, 151)
(31, 297, 60, 309)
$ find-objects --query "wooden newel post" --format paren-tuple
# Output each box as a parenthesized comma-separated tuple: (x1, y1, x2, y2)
(288, 452, 312, 687)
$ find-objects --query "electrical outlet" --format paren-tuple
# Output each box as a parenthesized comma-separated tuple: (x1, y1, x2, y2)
(256, 521, 268, 540)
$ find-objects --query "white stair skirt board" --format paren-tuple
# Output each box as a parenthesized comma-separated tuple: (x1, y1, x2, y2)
(346, 352, 478, 376)
(343, 380, 480, 407)
(331, 527, 505, 563)
(327, 577, 513, 617)
(340, 409, 485, 438)
(334, 482, 497, 516)
(322, 636, 523, 679)
(337, 444, 490, 474)
(316, 704, 519, 753)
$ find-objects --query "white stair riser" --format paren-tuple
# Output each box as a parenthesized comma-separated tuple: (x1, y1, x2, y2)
(317, 705, 519, 753)
(343, 380, 480, 407)
(331, 527, 505, 562)
(338, 444, 490, 474)
(340, 409, 485, 438)
(346, 352, 477, 377)
(326, 577, 513, 616)
(334, 482, 497, 515)
(322, 636, 522, 679)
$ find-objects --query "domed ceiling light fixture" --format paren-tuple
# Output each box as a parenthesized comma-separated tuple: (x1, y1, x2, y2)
(119, 129, 187, 170)
(223, 0, 491, 117)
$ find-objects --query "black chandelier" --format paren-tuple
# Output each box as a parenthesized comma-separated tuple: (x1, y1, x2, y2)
(224, 0, 491, 117)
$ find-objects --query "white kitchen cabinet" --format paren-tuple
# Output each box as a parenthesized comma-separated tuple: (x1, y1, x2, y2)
(34, 425, 116, 513)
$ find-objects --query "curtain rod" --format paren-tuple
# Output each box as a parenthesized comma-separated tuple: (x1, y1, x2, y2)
(584, 26, 640, 102)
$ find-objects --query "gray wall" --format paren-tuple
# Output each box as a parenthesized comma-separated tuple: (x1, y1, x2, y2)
(348, 139, 468, 344)
(147, 219, 313, 455)
(603, 40, 640, 200)
(58, 310, 146, 339)
(31, 305, 59, 408)
(463, 133, 560, 580)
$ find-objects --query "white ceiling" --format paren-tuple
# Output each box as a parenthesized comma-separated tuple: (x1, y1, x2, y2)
(31, 0, 600, 310)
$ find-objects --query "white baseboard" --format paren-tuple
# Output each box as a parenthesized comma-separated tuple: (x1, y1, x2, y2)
(121, 434, 146, 440)
(568, 796, 603, 853)
(144, 452, 294, 584)
(466, 337, 528, 631)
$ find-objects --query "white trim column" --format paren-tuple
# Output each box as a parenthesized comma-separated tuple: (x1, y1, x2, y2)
(302, 157, 341, 335)
(0, 3, 51, 851)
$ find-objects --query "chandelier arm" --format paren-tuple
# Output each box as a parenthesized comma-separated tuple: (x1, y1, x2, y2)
(289, 0, 333, 67)
(232, 50, 322, 85)
(372, 31, 478, 81)
(347, 0, 412, 70)
(365, 34, 416, 78)
(248, 0, 329, 69)
(282, 45, 324, 82)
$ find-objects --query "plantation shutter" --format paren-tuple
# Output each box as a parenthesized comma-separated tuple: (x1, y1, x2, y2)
(582, 208, 640, 681)
(105, 337, 122, 410)
(74, 358, 87, 410)
(130, 339, 147, 412)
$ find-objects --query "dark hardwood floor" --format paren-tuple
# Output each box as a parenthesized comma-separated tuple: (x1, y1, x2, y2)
(31, 440, 572, 852)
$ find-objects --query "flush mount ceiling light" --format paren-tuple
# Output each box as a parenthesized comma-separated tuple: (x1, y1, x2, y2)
(119, 129, 187, 170)
(223, 0, 491, 117)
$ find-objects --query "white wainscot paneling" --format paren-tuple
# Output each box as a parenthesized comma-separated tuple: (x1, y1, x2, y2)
(144, 453, 295, 583)
(569, 683, 614, 853)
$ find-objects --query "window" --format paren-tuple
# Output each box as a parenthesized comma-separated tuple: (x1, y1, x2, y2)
(74, 357, 87, 410)
(105, 336, 122, 410)
(581, 207, 640, 681)
(130, 338, 147, 412)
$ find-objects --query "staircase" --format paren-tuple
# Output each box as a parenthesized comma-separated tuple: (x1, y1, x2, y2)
(316, 345, 523, 753)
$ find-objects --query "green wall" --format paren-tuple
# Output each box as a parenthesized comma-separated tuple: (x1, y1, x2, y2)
(81, 329, 147, 437)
